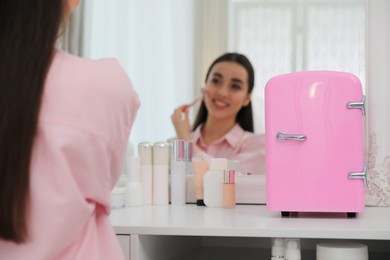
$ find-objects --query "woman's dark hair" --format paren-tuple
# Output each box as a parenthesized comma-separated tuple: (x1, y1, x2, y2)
(192, 52, 255, 132)
(0, 0, 64, 243)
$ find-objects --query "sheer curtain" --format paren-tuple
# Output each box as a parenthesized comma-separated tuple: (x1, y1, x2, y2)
(57, 1, 87, 55)
(228, 0, 365, 134)
(66, 0, 195, 148)
(366, 0, 390, 206)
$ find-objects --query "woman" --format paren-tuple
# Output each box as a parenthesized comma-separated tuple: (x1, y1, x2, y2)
(0, 1, 139, 259)
(172, 53, 265, 175)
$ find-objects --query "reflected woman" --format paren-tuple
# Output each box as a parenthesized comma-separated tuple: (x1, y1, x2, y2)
(171, 53, 265, 175)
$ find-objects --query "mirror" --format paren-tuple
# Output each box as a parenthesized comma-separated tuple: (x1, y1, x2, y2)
(69, 0, 365, 146)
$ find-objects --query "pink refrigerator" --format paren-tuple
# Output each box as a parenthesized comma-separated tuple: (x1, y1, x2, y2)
(265, 71, 366, 217)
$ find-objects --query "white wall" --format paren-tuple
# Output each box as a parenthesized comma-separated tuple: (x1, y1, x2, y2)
(365, 0, 390, 206)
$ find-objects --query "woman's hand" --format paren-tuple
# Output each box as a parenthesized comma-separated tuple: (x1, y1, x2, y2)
(171, 105, 191, 140)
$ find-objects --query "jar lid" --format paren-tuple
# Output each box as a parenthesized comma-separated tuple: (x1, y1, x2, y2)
(208, 158, 228, 171)
(138, 142, 153, 164)
(153, 141, 170, 165)
(171, 139, 186, 161)
(317, 242, 368, 260)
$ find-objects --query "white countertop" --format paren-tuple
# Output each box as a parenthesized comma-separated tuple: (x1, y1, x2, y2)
(110, 204, 390, 240)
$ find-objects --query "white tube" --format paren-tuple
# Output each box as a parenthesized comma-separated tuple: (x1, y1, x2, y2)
(153, 141, 170, 205)
(153, 165, 169, 205)
(141, 165, 153, 205)
(170, 140, 186, 205)
(138, 142, 153, 205)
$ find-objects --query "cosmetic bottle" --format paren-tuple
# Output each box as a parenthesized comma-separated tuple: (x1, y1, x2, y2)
(138, 142, 153, 205)
(185, 141, 194, 175)
(111, 187, 126, 209)
(271, 238, 285, 260)
(203, 158, 228, 207)
(125, 156, 143, 207)
(285, 239, 301, 260)
(223, 169, 236, 209)
(316, 241, 368, 260)
(192, 158, 209, 206)
(171, 139, 186, 205)
(153, 141, 170, 205)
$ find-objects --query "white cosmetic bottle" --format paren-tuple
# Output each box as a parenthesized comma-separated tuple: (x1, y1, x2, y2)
(203, 158, 228, 207)
(153, 141, 170, 205)
(185, 141, 194, 175)
(138, 142, 153, 205)
(271, 238, 285, 260)
(170, 139, 186, 205)
(125, 156, 143, 207)
(285, 239, 301, 260)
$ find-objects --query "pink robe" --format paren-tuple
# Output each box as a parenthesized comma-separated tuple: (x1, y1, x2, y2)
(0, 50, 140, 259)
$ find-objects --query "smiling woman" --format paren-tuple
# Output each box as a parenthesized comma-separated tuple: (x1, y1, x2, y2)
(172, 53, 265, 175)
(62, 0, 365, 168)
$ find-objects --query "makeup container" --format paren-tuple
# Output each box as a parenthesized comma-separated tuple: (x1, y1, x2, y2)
(316, 241, 368, 260)
(171, 139, 186, 205)
(285, 239, 301, 260)
(153, 141, 170, 205)
(111, 187, 126, 209)
(223, 169, 236, 209)
(271, 238, 285, 260)
(125, 156, 143, 207)
(185, 141, 194, 175)
(138, 142, 153, 205)
(192, 158, 209, 206)
(203, 158, 228, 207)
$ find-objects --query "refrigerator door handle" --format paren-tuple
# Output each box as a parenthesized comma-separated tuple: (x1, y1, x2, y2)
(348, 165, 368, 185)
(347, 95, 366, 115)
(276, 132, 307, 142)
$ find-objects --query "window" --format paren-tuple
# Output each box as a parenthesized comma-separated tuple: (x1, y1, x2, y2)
(228, 0, 365, 133)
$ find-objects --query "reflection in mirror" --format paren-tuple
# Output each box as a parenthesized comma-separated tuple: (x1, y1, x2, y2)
(229, 0, 365, 133)
(62, 0, 365, 146)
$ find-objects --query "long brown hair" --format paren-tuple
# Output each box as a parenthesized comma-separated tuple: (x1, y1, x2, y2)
(0, 0, 64, 243)
(192, 53, 255, 132)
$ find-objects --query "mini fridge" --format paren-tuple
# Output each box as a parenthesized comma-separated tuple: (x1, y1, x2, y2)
(265, 71, 367, 217)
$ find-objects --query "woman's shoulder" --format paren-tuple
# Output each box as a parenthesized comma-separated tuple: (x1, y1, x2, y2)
(54, 50, 129, 85)
(41, 50, 140, 143)
(49, 49, 137, 100)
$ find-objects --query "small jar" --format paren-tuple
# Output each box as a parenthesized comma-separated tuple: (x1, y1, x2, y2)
(223, 169, 236, 209)
(317, 241, 368, 260)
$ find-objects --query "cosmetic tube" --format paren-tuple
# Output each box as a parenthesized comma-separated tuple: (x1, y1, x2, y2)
(223, 169, 236, 209)
(125, 156, 143, 207)
(271, 238, 285, 260)
(192, 158, 209, 206)
(171, 139, 186, 205)
(153, 141, 170, 205)
(185, 141, 194, 175)
(138, 142, 153, 205)
(203, 158, 228, 207)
